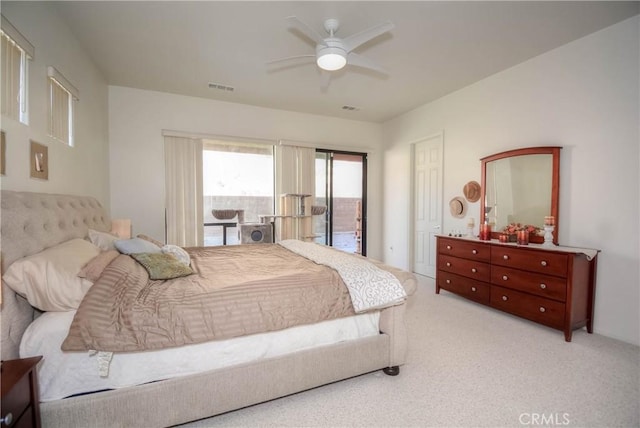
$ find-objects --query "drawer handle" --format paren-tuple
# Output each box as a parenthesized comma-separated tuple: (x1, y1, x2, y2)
(541, 260, 548, 267)
(471, 286, 477, 292)
(503, 255, 509, 260)
(502, 295, 508, 301)
(446, 245, 452, 250)
(1, 413, 13, 426)
(472, 249, 478, 254)
(446, 262, 451, 267)
(539, 307, 546, 313)
(540, 283, 547, 289)
(502, 275, 508, 281)
(446, 279, 451, 284)
(471, 268, 477, 273)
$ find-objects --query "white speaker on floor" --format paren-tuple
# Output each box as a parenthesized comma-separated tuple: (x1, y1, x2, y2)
(239, 223, 273, 244)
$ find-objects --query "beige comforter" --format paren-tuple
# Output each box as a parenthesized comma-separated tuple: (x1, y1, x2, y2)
(62, 244, 415, 353)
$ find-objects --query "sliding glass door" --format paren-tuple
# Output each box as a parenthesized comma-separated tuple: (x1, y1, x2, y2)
(315, 150, 367, 255)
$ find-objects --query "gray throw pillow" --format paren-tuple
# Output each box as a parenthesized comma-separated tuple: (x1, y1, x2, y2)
(114, 237, 162, 255)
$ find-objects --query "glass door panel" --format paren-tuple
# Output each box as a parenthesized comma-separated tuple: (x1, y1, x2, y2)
(314, 150, 367, 255)
(314, 152, 329, 247)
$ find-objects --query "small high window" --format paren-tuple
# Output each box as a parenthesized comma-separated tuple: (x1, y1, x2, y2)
(47, 66, 79, 146)
(1, 15, 34, 124)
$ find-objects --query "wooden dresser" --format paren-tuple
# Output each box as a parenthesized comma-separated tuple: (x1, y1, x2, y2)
(436, 236, 598, 341)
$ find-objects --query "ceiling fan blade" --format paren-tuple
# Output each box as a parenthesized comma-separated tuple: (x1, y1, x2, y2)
(347, 52, 388, 74)
(342, 21, 394, 53)
(267, 54, 316, 67)
(285, 16, 326, 46)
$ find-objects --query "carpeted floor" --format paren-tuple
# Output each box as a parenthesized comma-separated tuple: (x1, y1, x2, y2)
(180, 276, 639, 427)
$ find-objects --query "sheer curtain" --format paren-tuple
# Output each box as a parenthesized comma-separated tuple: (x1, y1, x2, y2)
(275, 144, 315, 240)
(275, 144, 315, 196)
(164, 136, 203, 246)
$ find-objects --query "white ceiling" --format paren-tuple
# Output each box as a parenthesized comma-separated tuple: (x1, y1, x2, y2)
(52, 1, 639, 123)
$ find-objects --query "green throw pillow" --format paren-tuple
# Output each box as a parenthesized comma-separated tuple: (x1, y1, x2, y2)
(131, 252, 193, 280)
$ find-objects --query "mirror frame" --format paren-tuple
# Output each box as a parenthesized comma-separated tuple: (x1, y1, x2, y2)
(480, 146, 561, 244)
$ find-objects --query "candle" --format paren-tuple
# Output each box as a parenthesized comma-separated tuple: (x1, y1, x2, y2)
(479, 223, 492, 241)
(499, 233, 508, 243)
(467, 217, 475, 228)
(544, 216, 555, 226)
(517, 230, 529, 245)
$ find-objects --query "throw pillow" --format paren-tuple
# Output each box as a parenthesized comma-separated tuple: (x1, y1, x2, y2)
(115, 237, 162, 255)
(161, 244, 191, 266)
(78, 250, 120, 283)
(88, 229, 119, 251)
(136, 233, 164, 247)
(130, 252, 194, 280)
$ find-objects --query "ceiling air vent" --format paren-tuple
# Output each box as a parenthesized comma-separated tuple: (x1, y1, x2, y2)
(208, 82, 235, 92)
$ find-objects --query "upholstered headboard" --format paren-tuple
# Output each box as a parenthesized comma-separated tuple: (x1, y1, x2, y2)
(1, 190, 111, 359)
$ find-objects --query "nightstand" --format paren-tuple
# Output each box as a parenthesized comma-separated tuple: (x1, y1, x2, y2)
(1, 356, 42, 428)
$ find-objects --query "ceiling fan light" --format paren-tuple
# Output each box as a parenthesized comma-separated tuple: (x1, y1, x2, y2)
(316, 47, 347, 71)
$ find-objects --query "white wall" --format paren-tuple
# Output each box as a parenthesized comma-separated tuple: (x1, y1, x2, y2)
(108, 87, 384, 258)
(0, 3, 109, 204)
(382, 17, 639, 345)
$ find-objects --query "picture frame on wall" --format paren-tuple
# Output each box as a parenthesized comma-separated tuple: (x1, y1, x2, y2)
(30, 140, 48, 180)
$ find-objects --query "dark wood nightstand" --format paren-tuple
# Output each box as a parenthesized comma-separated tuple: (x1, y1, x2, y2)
(1, 356, 42, 428)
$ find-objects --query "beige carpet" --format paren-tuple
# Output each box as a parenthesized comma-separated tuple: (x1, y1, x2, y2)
(180, 276, 639, 427)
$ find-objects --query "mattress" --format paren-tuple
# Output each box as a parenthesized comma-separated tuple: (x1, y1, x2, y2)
(20, 310, 380, 402)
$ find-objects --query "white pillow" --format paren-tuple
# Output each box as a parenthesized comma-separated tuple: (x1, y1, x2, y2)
(88, 228, 118, 251)
(161, 244, 191, 266)
(2, 238, 101, 311)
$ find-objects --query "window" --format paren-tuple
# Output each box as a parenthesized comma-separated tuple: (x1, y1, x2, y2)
(1, 15, 34, 124)
(47, 66, 78, 146)
(203, 139, 274, 246)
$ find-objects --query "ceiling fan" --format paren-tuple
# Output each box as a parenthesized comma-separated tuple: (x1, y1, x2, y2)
(268, 16, 394, 74)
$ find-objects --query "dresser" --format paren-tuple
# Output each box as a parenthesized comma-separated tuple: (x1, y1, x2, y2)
(436, 236, 598, 341)
(1, 357, 42, 428)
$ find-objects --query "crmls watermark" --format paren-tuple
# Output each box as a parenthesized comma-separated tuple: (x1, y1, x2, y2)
(519, 413, 571, 426)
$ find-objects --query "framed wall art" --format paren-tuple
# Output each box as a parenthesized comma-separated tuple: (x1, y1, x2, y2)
(30, 140, 48, 180)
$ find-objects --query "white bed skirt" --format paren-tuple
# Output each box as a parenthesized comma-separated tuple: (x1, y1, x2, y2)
(21, 310, 380, 402)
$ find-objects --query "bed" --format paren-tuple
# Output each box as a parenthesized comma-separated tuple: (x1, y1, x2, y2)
(1, 190, 416, 428)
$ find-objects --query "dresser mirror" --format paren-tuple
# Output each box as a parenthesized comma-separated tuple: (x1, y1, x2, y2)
(480, 146, 561, 244)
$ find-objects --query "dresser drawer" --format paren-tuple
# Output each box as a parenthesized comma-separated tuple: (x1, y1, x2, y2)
(491, 286, 565, 329)
(437, 270, 490, 304)
(438, 255, 490, 282)
(1, 374, 31, 427)
(13, 405, 34, 428)
(438, 238, 490, 262)
(491, 266, 567, 302)
(491, 246, 568, 277)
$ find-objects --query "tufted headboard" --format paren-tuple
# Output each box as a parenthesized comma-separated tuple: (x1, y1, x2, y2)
(1, 190, 111, 360)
